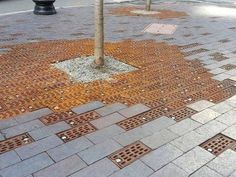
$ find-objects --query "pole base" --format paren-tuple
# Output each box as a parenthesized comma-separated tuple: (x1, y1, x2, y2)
(33, 0, 56, 15)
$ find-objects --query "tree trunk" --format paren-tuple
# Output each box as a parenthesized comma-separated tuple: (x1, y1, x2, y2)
(94, 0, 104, 67)
(146, 0, 151, 11)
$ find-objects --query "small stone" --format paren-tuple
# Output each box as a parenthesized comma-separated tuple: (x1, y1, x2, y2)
(115, 158, 122, 163)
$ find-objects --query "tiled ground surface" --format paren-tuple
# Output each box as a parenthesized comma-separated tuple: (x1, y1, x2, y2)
(1, 1, 236, 177)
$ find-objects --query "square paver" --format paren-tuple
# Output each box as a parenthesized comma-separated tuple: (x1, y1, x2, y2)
(95, 103, 127, 116)
(0, 151, 21, 170)
(211, 102, 233, 114)
(149, 163, 188, 177)
(168, 118, 201, 136)
(173, 146, 215, 174)
(191, 108, 220, 124)
(141, 143, 183, 171)
(216, 110, 236, 126)
(222, 124, 236, 140)
(207, 149, 236, 176)
(141, 129, 178, 149)
(187, 100, 215, 111)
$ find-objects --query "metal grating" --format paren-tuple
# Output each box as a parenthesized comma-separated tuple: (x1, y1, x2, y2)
(218, 39, 230, 43)
(210, 52, 228, 62)
(220, 64, 236, 71)
(108, 141, 151, 168)
(184, 48, 209, 57)
(0, 133, 34, 154)
(117, 107, 167, 130)
(178, 43, 201, 50)
(57, 123, 96, 142)
(200, 134, 236, 156)
(142, 23, 177, 35)
(208, 86, 236, 103)
(40, 110, 77, 125)
(167, 107, 197, 122)
(65, 111, 101, 127)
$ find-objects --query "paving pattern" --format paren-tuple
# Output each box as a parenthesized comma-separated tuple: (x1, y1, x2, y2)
(0, 1, 236, 177)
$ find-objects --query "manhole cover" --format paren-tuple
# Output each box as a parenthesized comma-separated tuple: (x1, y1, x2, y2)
(142, 23, 177, 35)
(65, 111, 101, 127)
(108, 141, 151, 168)
(167, 107, 197, 122)
(57, 123, 96, 142)
(40, 110, 77, 125)
(200, 134, 236, 156)
(0, 133, 34, 154)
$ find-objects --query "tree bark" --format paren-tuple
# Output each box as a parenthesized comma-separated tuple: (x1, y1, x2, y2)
(94, 0, 104, 67)
(146, 0, 151, 11)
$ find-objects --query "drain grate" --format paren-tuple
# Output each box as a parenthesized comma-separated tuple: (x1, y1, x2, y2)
(57, 123, 96, 142)
(108, 141, 151, 168)
(208, 86, 236, 103)
(218, 39, 230, 43)
(0, 133, 34, 154)
(65, 111, 101, 127)
(200, 134, 236, 156)
(210, 52, 228, 62)
(40, 110, 77, 125)
(184, 49, 209, 57)
(220, 64, 236, 71)
(178, 43, 201, 50)
(167, 107, 197, 122)
(117, 107, 167, 130)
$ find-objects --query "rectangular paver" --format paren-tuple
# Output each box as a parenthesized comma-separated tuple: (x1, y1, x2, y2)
(141, 129, 178, 149)
(95, 103, 127, 116)
(191, 108, 220, 124)
(78, 139, 122, 164)
(211, 102, 233, 114)
(86, 125, 125, 144)
(216, 110, 236, 126)
(91, 113, 126, 129)
(0, 153, 54, 177)
(1, 119, 44, 138)
(222, 124, 236, 140)
(47, 137, 93, 162)
(34, 155, 87, 177)
(141, 143, 183, 170)
(118, 104, 150, 118)
(173, 146, 215, 175)
(0, 118, 18, 130)
(0, 151, 21, 170)
(190, 166, 223, 177)
(69, 158, 119, 177)
(16, 135, 63, 160)
(109, 160, 153, 177)
(187, 100, 215, 111)
(29, 121, 70, 140)
(72, 101, 104, 114)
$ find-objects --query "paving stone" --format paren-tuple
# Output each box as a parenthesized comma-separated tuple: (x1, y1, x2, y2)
(209, 68, 226, 75)
(141, 143, 183, 170)
(230, 76, 236, 81)
(0, 153, 54, 177)
(109, 160, 153, 177)
(230, 171, 236, 177)
(141, 116, 176, 133)
(0, 118, 18, 130)
(170, 131, 208, 152)
(207, 149, 236, 176)
(191, 108, 220, 124)
(113, 127, 152, 146)
(222, 124, 236, 140)
(47, 136, 93, 162)
(16, 135, 63, 160)
(173, 146, 215, 175)
(226, 95, 236, 107)
(212, 73, 232, 81)
(34, 155, 86, 177)
(69, 158, 119, 177)
(91, 113, 126, 129)
(216, 110, 236, 126)
(78, 139, 122, 165)
(14, 108, 53, 124)
(1, 119, 44, 138)
(86, 125, 125, 144)
(195, 120, 227, 138)
(149, 163, 188, 177)
(29, 121, 70, 140)
(0, 151, 21, 170)
(187, 100, 215, 111)
(95, 103, 127, 116)
(211, 102, 233, 114)
(72, 101, 104, 114)
(0, 133, 5, 141)
(168, 118, 201, 136)
(190, 166, 223, 177)
(141, 129, 178, 149)
(118, 104, 150, 118)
